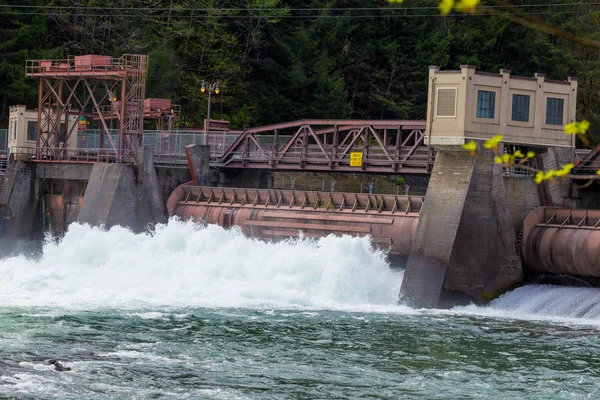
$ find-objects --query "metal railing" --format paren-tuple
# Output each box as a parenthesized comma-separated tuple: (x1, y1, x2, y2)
(77, 129, 240, 158)
(503, 158, 537, 177)
(0, 150, 7, 175)
(0, 129, 7, 151)
(0, 130, 8, 175)
(11, 146, 126, 163)
(25, 54, 146, 76)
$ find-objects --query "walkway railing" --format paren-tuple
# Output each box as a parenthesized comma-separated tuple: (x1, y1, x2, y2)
(0, 150, 7, 175)
(11, 146, 125, 163)
(77, 129, 240, 158)
(0, 129, 7, 151)
(0, 130, 8, 175)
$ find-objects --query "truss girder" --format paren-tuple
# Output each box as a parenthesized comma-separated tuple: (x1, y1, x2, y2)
(218, 120, 432, 173)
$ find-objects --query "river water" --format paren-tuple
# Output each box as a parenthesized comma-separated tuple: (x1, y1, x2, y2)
(1, 219, 599, 399)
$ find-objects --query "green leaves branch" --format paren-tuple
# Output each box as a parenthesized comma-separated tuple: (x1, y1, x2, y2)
(462, 121, 600, 185)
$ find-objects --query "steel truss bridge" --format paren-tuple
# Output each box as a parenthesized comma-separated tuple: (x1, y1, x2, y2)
(216, 119, 433, 174)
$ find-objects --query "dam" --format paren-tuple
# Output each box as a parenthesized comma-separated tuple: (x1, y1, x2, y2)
(1, 58, 599, 309)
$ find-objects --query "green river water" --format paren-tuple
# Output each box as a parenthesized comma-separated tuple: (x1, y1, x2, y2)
(0, 221, 599, 399)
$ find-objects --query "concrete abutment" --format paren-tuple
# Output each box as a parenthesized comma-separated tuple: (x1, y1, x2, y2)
(400, 148, 524, 308)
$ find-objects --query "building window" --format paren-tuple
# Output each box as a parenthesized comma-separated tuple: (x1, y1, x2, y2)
(546, 98, 564, 125)
(59, 123, 66, 143)
(512, 94, 530, 122)
(476, 90, 495, 119)
(27, 121, 38, 142)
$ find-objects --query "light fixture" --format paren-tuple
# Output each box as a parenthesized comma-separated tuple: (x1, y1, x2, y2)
(200, 81, 222, 145)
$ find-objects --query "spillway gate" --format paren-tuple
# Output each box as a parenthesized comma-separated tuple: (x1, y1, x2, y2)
(167, 186, 423, 256)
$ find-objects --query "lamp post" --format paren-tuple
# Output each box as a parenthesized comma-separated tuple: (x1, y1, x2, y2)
(201, 81, 220, 146)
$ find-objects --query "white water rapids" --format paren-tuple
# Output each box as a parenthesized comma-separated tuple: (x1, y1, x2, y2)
(1, 219, 600, 326)
(0, 219, 399, 310)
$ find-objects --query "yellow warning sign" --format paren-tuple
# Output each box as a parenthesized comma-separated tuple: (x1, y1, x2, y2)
(350, 152, 363, 167)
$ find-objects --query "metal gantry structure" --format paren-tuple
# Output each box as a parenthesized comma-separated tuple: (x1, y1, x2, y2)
(25, 54, 148, 161)
(143, 99, 181, 131)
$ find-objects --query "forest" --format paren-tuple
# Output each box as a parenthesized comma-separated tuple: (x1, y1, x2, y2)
(1, 0, 599, 146)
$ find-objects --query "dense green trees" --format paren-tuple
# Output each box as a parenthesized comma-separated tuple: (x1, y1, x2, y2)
(0, 0, 61, 122)
(0, 0, 599, 146)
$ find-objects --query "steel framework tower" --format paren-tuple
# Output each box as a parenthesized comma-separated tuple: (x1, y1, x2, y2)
(143, 98, 180, 131)
(25, 54, 148, 161)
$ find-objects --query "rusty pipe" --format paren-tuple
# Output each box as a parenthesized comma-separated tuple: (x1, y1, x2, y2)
(167, 184, 421, 256)
(522, 207, 600, 277)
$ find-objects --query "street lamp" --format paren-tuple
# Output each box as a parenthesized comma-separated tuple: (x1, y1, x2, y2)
(201, 81, 220, 145)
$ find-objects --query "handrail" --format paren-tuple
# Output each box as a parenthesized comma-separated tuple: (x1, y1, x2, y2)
(11, 146, 132, 163)
(0, 150, 9, 174)
(25, 54, 147, 76)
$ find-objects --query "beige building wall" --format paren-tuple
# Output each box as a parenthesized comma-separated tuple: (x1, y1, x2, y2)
(8, 105, 78, 154)
(426, 65, 577, 151)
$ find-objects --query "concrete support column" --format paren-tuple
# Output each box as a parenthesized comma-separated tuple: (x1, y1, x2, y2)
(77, 163, 138, 229)
(0, 161, 41, 240)
(185, 144, 211, 185)
(139, 146, 168, 224)
(77, 147, 167, 231)
(400, 147, 523, 308)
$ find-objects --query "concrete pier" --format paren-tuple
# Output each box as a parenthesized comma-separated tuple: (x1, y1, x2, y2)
(0, 161, 40, 239)
(400, 149, 523, 308)
(78, 147, 167, 231)
(185, 144, 212, 185)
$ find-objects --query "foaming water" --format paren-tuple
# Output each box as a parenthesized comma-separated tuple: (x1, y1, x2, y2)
(4, 221, 600, 399)
(0, 219, 401, 310)
(3, 218, 600, 325)
(456, 284, 600, 326)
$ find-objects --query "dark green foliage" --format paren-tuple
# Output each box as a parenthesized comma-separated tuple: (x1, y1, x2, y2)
(0, 0, 599, 148)
(0, 0, 64, 122)
(146, 47, 182, 101)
